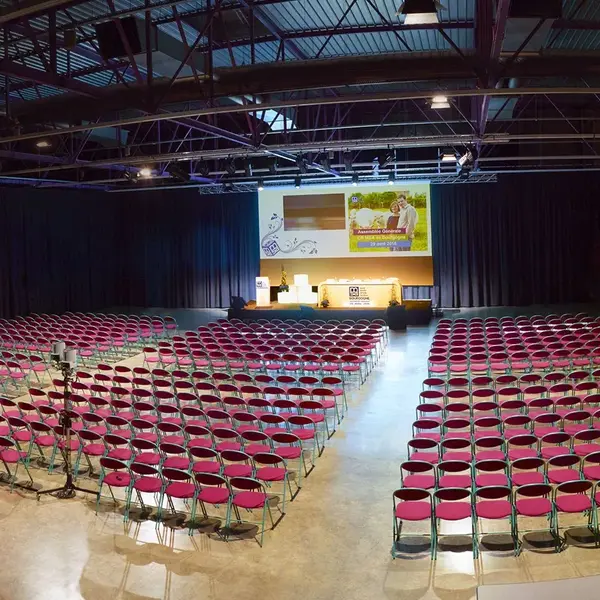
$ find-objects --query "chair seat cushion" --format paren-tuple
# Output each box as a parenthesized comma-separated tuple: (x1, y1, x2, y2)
(547, 469, 581, 484)
(165, 482, 195, 499)
(438, 474, 471, 488)
(435, 502, 472, 521)
(395, 501, 431, 521)
(134, 477, 163, 493)
(475, 473, 509, 487)
(223, 464, 253, 478)
(403, 474, 435, 489)
(192, 461, 221, 474)
(256, 466, 286, 481)
(233, 491, 268, 509)
(512, 471, 545, 486)
(556, 494, 592, 513)
(197, 487, 229, 505)
(476, 500, 512, 519)
(516, 497, 552, 517)
(103, 471, 131, 487)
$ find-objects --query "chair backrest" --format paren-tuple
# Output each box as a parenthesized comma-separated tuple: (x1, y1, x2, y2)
(475, 485, 511, 500)
(393, 487, 431, 502)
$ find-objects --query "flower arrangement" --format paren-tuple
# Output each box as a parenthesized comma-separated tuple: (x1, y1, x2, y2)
(320, 285, 330, 308)
(279, 264, 289, 292)
(389, 284, 400, 307)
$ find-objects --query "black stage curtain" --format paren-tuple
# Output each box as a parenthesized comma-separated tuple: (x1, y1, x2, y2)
(431, 173, 600, 308)
(0, 188, 259, 318)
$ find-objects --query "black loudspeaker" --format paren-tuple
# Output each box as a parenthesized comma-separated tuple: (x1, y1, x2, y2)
(230, 296, 247, 310)
(63, 29, 77, 49)
(509, 0, 562, 19)
(95, 17, 142, 60)
(386, 305, 407, 331)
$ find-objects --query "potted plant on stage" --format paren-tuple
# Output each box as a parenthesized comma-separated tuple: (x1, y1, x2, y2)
(320, 285, 330, 308)
(279, 265, 289, 293)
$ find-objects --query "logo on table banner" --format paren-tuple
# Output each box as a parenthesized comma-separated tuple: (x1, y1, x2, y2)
(348, 285, 371, 307)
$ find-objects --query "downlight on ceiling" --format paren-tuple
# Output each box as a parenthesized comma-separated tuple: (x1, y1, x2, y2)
(440, 149, 457, 163)
(431, 94, 450, 109)
(397, 0, 444, 25)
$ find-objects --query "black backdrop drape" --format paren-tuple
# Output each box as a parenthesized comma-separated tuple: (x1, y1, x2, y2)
(0, 188, 259, 318)
(2, 172, 599, 318)
(431, 173, 600, 308)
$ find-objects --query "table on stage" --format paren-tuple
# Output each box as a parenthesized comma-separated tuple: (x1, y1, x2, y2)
(317, 278, 401, 308)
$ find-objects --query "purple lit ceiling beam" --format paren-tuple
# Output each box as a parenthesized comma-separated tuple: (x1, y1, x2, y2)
(478, 0, 511, 137)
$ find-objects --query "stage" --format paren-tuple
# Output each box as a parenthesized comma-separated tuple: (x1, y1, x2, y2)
(228, 301, 432, 330)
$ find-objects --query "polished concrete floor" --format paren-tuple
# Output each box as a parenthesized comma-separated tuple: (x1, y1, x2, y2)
(2, 324, 600, 600)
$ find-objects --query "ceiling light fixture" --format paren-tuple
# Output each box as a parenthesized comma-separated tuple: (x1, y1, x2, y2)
(439, 149, 457, 163)
(431, 95, 450, 109)
(138, 167, 153, 178)
(343, 151, 353, 171)
(296, 154, 308, 174)
(36, 139, 51, 148)
(397, 0, 444, 24)
(257, 179, 265, 191)
(352, 172, 359, 186)
(224, 157, 237, 176)
(294, 176, 301, 189)
(388, 172, 395, 185)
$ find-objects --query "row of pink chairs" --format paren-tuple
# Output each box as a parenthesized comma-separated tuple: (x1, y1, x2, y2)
(393, 481, 598, 559)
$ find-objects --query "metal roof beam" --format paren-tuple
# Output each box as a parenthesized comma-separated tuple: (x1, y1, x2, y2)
(7, 85, 600, 145)
(478, 0, 511, 136)
(0, 57, 99, 96)
(236, 0, 308, 60)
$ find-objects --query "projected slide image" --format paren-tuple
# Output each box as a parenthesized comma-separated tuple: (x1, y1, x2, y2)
(258, 182, 431, 258)
(283, 193, 346, 231)
(348, 189, 428, 253)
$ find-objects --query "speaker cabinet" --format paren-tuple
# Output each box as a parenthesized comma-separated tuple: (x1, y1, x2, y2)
(95, 17, 142, 60)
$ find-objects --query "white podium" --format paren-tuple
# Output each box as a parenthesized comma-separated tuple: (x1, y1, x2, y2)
(255, 277, 271, 307)
(277, 273, 318, 305)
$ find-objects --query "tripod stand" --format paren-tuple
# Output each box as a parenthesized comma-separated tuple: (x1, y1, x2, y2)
(37, 356, 99, 500)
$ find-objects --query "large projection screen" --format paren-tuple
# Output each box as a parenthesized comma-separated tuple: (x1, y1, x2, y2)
(259, 182, 431, 259)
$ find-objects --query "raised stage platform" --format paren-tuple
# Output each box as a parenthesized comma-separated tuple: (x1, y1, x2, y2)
(228, 301, 432, 330)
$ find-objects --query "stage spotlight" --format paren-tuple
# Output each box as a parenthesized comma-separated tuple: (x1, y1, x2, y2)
(294, 176, 301, 189)
(457, 144, 478, 168)
(268, 158, 278, 174)
(36, 139, 51, 149)
(388, 172, 395, 185)
(352, 172, 359, 186)
(296, 154, 308, 174)
(224, 157, 237, 176)
(320, 155, 331, 171)
(257, 179, 264, 191)
(169, 163, 191, 182)
(244, 159, 253, 177)
(223, 182, 234, 191)
(372, 156, 380, 176)
(397, 0, 444, 24)
(198, 161, 210, 177)
(343, 151, 353, 171)
(138, 166, 153, 178)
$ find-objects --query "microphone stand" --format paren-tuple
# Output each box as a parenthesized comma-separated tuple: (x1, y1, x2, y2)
(36, 349, 99, 500)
